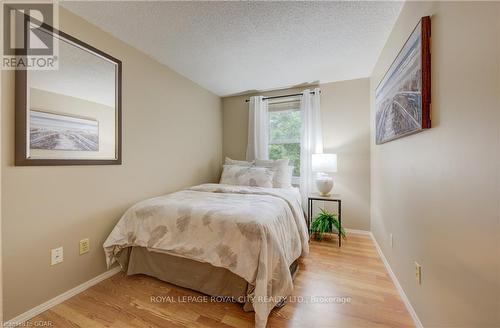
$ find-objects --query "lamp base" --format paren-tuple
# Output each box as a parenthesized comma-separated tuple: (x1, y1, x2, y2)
(316, 176, 333, 197)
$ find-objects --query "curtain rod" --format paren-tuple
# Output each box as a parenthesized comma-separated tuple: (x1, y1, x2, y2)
(244, 90, 320, 103)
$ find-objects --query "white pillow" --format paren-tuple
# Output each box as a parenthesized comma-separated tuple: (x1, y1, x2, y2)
(224, 157, 254, 167)
(220, 165, 274, 188)
(255, 159, 292, 188)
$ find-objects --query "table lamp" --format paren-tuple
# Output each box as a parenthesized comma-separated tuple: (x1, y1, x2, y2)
(312, 153, 337, 196)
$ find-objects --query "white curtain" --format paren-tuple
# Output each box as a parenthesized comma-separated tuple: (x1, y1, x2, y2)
(246, 96, 269, 161)
(299, 88, 323, 206)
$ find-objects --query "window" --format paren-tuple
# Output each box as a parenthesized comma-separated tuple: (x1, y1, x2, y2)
(268, 98, 301, 178)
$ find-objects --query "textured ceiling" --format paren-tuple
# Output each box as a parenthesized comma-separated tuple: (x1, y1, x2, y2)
(62, 1, 403, 96)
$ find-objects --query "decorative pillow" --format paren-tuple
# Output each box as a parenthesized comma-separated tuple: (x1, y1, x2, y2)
(220, 165, 274, 188)
(224, 157, 254, 167)
(255, 159, 292, 188)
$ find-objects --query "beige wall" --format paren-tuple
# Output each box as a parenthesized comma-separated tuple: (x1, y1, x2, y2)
(222, 79, 371, 230)
(370, 1, 499, 327)
(1, 8, 222, 320)
(498, 4, 500, 322)
(0, 16, 3, 322)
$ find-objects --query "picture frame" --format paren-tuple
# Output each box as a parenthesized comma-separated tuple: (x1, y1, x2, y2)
(375, 16, 431, 145)
(29, 110, 100, 152)
(15, 14, 122, 165)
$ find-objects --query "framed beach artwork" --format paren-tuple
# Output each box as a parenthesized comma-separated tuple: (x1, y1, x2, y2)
(375, 16, 431, 145)
(30, 110, 99, 152)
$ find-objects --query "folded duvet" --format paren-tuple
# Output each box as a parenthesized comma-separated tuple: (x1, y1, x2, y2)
(103, 183, 309, 328)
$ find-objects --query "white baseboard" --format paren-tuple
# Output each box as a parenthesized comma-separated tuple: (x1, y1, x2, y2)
(345, 228, 372, 235)
(4, 266, 121, 326)
(369, 233, 424, 328)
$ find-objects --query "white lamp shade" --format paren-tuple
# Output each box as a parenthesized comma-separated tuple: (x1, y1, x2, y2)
(312, 153, 337, 173)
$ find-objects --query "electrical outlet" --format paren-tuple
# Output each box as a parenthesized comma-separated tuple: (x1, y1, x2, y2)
(79, 238, 90, 255)
(415, 262, 422, 285)
(51, 247, 63, 265)
(389, 233, 393, 247)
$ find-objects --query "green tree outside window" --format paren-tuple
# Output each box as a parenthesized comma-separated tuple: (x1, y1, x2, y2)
(268, 108, 301, 177)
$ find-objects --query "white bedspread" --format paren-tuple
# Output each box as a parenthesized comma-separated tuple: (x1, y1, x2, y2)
(103, 183, 309, 328)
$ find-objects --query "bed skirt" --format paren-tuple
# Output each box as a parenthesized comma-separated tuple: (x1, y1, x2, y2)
(117, 246, 299, 312)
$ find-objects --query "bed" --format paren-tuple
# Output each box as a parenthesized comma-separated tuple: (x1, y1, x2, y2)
(104, 169, 309, 328)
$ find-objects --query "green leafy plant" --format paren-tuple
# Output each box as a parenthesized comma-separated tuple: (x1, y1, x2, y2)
(311, 208, 346, 241)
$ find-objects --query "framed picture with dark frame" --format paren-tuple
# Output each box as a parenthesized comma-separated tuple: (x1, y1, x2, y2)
(375, 16, 431, 145)
(15, 14, 122, 165)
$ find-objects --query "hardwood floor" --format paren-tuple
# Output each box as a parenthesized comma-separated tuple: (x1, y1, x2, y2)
(29, 233, 414, 327)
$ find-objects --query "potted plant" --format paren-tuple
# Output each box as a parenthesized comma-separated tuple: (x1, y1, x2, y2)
(311, 208, 346, 241)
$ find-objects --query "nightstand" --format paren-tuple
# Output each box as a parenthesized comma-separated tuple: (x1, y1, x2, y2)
(307, 193, 342, 247)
